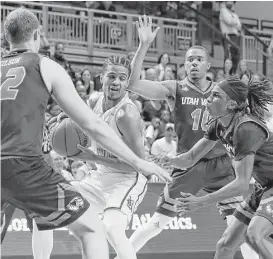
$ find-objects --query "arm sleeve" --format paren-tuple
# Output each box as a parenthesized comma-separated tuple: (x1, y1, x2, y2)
(234, 122, 267, 161)
(204, 121, 219, 141)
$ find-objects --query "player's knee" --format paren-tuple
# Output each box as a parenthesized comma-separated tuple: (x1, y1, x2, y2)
(245, 224, 261, 246)
(69, 208, 105, 239)
(216, 231, 237, 253)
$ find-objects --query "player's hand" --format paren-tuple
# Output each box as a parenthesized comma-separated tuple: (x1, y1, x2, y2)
(136, 15, 160, 45)
(47, 112, 68, 130)
(175, 192, 205, 212)
(136, 160, 172, 182)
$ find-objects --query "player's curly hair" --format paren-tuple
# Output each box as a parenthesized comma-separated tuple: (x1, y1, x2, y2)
(224, 76, 273, 122)
(102, 55, 131, 75)
(247, 79, 273, 121)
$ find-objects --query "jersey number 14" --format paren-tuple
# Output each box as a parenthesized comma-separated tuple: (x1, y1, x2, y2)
(1, 67, 26, 100)
(191, 108, 209, 131)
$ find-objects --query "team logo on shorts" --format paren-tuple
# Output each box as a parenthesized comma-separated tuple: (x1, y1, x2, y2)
(127, 196, 134, 212)
(266, 204, 273, 216)
(67, 196, 84, 212)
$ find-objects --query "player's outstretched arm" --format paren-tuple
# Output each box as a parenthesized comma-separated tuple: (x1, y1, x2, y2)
(171, 138, 217, 169)
(176, 155, 254, 212)
(200, 155, 254, 205)
(128, 15, 174, 101)
(41, 57, 171, 182)
(73, 145, 135, 172)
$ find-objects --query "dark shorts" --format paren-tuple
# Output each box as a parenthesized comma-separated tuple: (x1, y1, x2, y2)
(1, 157, 90, 231)
(234, 181, 273, 225)
(156, 154, 243, 218)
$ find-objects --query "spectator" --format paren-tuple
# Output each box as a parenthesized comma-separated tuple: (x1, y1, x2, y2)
(50, 150, 74, 181)
(207, 71, 216, 82)
(251, 73, 264, 83)
(240, 73, 250, 85)
(81, 68, 96, 96)
(142, 68, 161, 121)
(1, 33, 9, 56)
(177, 65, 187, 80)
(154, 53, 172, 81)
(164, 66, 175, 80)
(219, 1, 241, 74)
(145, 116, 161, 149)
(151, 123, 177, 157)
(146, 67, 158, 81)
(224, 58, 233, 77)
(75, 79, 84, 89)
(52, 42, 75, 80)
(39, 25, 50, 56)
(76, 84, 89, 102)
(149, 123, 177, 182)
(71, 161, 89, 181)
(95, 1, 117, 19)
(216, 69, 225, 82)
(157, 109, 171, 139)
(48, 103, 62, 117)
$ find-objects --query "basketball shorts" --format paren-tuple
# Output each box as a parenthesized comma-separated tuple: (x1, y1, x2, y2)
(97, 171, 148, 223)
(71, 176, 106, 214)
(234, 181, 273, 225)
(156, 154, 243, 218)
(1, 157, 90, 231)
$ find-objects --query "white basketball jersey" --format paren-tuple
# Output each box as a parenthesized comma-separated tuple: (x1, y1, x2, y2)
(92, 92, 139, 174)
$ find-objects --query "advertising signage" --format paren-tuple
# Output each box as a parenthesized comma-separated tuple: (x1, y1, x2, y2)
(2, 183, 243, 258)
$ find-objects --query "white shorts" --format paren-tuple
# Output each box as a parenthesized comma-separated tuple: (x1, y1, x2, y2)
(98, 171, 148, 222)
(71, 177, 106, 214)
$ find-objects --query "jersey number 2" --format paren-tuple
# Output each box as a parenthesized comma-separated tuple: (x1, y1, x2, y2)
(191, 108, 209, 131)
(1, 67, 26, 100)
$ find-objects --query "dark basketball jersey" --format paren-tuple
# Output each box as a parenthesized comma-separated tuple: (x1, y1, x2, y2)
(1, 50, 51, 157)
(174, 78, 227, 159)
(206, 114, 273, 186)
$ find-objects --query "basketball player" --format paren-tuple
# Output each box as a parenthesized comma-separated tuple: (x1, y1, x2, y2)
(174, 77, 273, 259)
(1, 8, 170, 259)
(72, 54, 155, 259)
(124, 15, 257, 259)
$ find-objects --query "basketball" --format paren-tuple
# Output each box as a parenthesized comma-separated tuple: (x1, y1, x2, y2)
(51, 118, 89, 157)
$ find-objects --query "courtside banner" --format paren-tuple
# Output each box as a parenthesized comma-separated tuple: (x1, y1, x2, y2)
(2, 183, 227, 256)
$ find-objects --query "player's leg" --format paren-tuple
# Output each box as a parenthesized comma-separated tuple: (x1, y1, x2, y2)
(130, 163, 206, 252)
(1, 157, 109, 259)
(32, 219, 53, 259)
(207, 156, 259, 259)
(226, 215, 259, 259)
(245, 195, 273, 258)
(246, 215, 273, 259)
(103, 172, 147, 259)
(104, 209, 137, 259)
(214, 215, 247, 259)
(215, 180, 266, 259)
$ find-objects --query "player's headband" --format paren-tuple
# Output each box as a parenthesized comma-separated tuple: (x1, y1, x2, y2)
(218, 78, 248, 105)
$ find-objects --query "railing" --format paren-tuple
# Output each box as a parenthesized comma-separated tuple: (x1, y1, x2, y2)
(241, 26, 271, 74)
(1, 1, 197, 56)
(179, 2, 240, 58)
